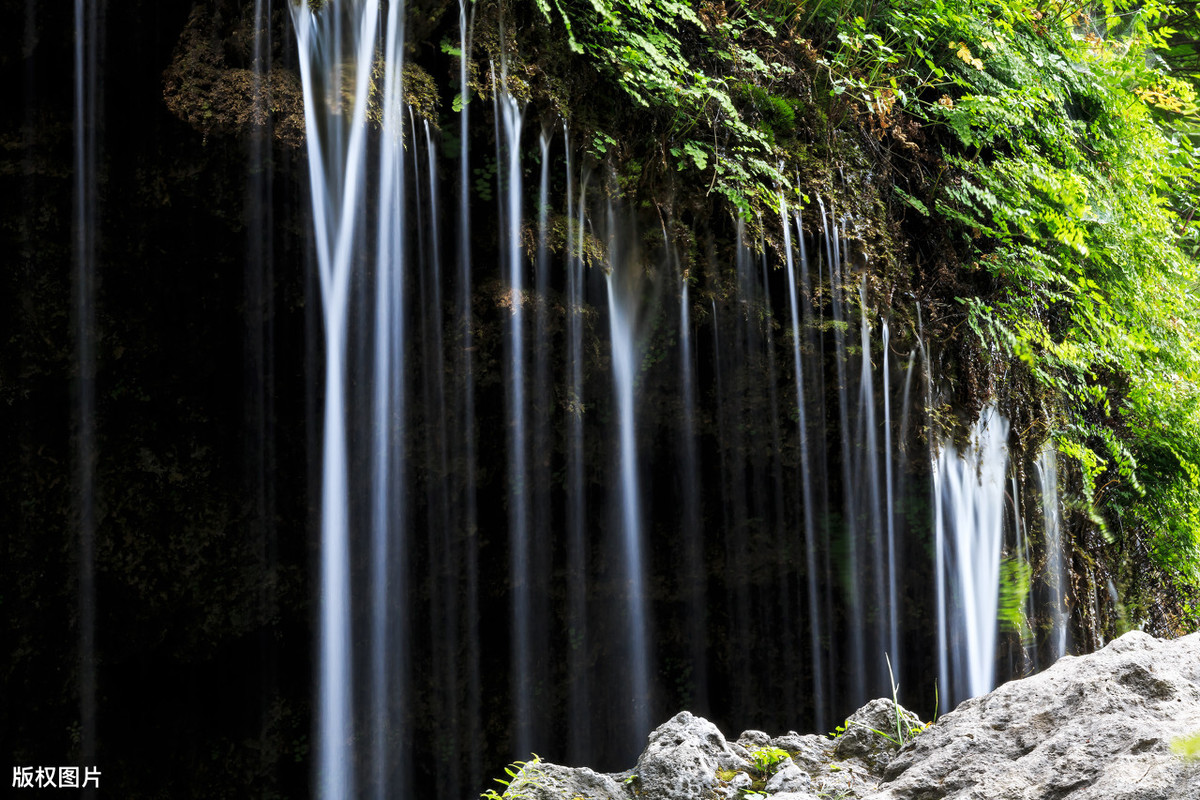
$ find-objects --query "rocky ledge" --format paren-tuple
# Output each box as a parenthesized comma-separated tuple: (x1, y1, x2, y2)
(499, 631, 1200, 800)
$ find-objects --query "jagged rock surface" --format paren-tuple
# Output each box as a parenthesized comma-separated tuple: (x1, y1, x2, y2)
(866, 630, 1200, 800)
(834, 697, 925, 771)
(502, 632, 1200, 800)
(635, 711, 753, 800)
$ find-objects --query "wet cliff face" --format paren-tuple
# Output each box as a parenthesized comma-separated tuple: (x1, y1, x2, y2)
(3, 1, 1190, 798)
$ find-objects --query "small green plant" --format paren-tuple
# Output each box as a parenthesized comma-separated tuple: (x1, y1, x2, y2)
(1171, 730, 1200, 761)
(747, 745, 791, 775)
(885, 653, 927, 742)
(480, 756, 544, 800)
(837, 654, 927, 748)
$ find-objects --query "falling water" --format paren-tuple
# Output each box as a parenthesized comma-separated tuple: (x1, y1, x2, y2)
(760, 224, 795, 715)
(882, 318, 899, 683)
(16, 0, 1128, 793)
(724, 222, 755, 711)
(420, 116, 463, 800)
(822, 201, 866, 704)
(1037, 442, 1070, 661)
(290, 2, 403, 796)
(678, 254, 708, 714)
(934, 405, 1011, 703)
(857, 277, 886, 692)
(564, 142, 591, 762)
(782, 196, 824, 726)
(535, 134, 552, 705)
(455, 2, 483, 786)
(494, 74, 533, 753)
(606, 256, 651, 744)
(532, 135, 553, 725)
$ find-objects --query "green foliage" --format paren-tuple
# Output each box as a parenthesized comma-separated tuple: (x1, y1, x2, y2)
(529, 0, 800, 215)
(998, 556, 1033, 638)
(747, 745, 791, 775)
(866, 0, 1200, 603)
(480, 756, 544, 800)
(519, 0, 1200, 613)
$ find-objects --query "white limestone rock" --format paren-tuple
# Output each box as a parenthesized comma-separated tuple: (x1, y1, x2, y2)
(865, 630, 1200, 800)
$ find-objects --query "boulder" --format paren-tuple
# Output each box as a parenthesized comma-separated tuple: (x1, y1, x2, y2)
(765, 762, 812, 793)
(767, 731, 836, 776)
(834, 697, 924, 770)
(501, 761, 628, 800)
(865, 630, 1200, 800)
(633, 711, 752, 800)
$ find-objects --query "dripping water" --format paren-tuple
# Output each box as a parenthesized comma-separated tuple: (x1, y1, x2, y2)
(857, 277, 886, 693)
(882, 318, 899, 683)
(676, 239, 708, 715)
(1037, 443, 1069, 661)
(455, 2, 483, 787)
(783, 197, 824, 728)
(935, 405, 1010, 703)
(564, 145, 591, 762)
(605, 220, 651, 749)
(821, 200, 866, 704)
(493, 67, 533, 754)
(289, 3, 406, 795)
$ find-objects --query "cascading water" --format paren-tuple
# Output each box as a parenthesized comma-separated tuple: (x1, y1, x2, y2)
(455, 2, 483, 787)
(856, 277, 887, 693)
(782, 195, 824, 727)
(563, 140, 591, 763)
(290, 2, 405, 796)
(676, 235, 709, 715)
(882, 318, 899, 683)
(1037, 442, 1070, 661)
(934, 405, 1011, 704)
(283, 4, 1061, 786)
(8, 4, 1124, 798)
(494, 70, 535, 755)
(822, 202, 868, 705)
(605, 206, 652, 746)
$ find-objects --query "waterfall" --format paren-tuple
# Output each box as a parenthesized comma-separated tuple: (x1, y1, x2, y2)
(456, 2, 483, 787)
(289, 2, 406, 796)
(676, 235, 708, 714)
(882, 318, 899, 684)
(783, 197, 824, 727)
(564, 142, 591, 762)
(934, 405, 1011, 703)
(760, 223, 794, 715)
(1037, 443, 1070, 661)
(606, 264, 651, 746)
(857, 277, 886, 693)
(493, 70, 534, 754)
(822, 201, 867, 704)
(278, 3, 1055, 775)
